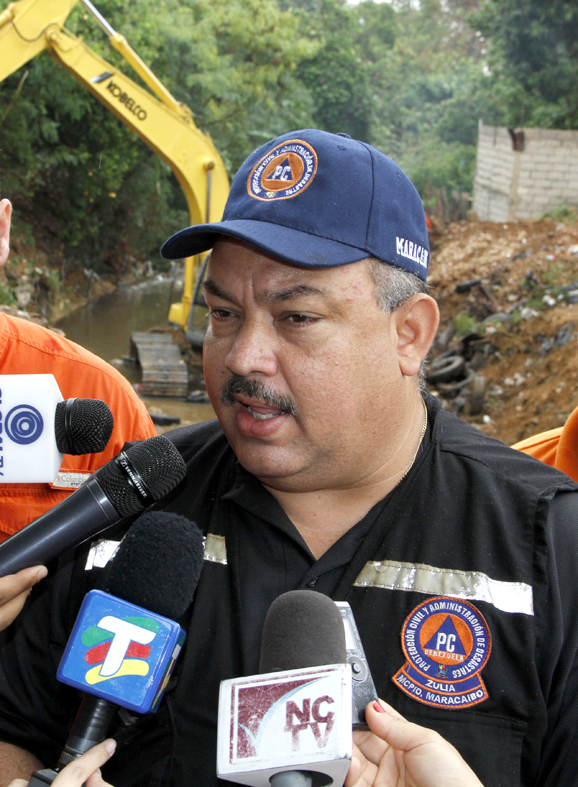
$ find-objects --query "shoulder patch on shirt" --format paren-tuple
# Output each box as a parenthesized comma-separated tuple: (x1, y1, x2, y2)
(393, 596, 491, 709)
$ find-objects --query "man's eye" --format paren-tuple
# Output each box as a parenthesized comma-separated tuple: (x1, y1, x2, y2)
(286, 313, 316, 324)
(210, 308, 233, 319)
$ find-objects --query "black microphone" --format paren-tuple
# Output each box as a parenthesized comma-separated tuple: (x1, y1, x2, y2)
(0, 435, 186, 577)
(56, 510, 205, 768)
(29, 511, 204, 787)
(54, 398, 114, 455)
(217, 591, 352, 787)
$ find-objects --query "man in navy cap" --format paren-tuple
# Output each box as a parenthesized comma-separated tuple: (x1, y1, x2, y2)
(162, 130, 438, 556)
(0, 130, 577, 787)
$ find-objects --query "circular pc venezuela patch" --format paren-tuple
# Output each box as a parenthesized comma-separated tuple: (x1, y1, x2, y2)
(393, 596, 492, 709)
(247, 139, 318, 201)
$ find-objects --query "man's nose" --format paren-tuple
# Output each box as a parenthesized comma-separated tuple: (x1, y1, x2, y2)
(224, 319, 278, 378)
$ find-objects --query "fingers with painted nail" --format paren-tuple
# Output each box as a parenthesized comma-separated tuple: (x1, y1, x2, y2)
(345, 700, 483, 787)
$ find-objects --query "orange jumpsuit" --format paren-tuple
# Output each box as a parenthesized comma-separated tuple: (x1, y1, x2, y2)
(0, 313, 156, 540)
(513, 408, 578, 482)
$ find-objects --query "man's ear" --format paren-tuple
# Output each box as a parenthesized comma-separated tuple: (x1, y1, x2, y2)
(393, 293, 440, 378)
(0, 199, 12, 267)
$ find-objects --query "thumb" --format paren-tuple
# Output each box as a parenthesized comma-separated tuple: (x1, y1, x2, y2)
(365, 700, 434, 754)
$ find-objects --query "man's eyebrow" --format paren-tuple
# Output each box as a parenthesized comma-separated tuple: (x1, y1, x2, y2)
(203, 279, 326, 303)
(203, 279, 235, 302)
(262, 284, 326, 302)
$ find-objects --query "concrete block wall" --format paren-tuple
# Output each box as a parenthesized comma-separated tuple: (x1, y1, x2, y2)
(472, 121, 578, 221)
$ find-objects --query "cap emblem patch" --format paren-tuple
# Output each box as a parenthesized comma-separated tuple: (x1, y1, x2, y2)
(248, 139, 318, 201)
(393, 596, 491, 710)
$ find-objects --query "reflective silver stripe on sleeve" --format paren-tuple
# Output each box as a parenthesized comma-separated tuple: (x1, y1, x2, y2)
(204, 533, 227, 565)
(85, 539, 121, 570)
(353, 559, 534, 616)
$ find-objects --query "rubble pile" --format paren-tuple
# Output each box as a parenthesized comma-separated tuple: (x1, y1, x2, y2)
(427, 217, 578, 445)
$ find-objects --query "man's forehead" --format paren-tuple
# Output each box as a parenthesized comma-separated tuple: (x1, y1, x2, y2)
(207, 236, 371, 294)
(211, 236, 309, 271)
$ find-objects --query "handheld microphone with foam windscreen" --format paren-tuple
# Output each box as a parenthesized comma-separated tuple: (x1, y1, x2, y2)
(48, 510, 205, 776)
(54, 398, 114, 456)
(218, 590, 353, 787)
(0, 435, 186, 576)
(0, 374, 114, 482)
(259, 591, 348, 673)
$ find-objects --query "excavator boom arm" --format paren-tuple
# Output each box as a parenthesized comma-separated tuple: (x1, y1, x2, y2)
(0, 0, 229, 328)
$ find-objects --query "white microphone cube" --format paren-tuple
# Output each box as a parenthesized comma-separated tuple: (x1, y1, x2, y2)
(0, 374, 63, 482)
(217, 664, 352, 787)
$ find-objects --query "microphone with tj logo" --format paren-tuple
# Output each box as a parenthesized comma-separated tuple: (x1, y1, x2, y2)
(27, 510, 205, 786)
(217, 590, 378, 787)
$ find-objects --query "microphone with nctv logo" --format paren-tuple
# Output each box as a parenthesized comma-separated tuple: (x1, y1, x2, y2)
(27, 511, 205, 786)
(217, 590, 353, 787)
(0, 434, 186, 577)
(0, 374, 114, 482)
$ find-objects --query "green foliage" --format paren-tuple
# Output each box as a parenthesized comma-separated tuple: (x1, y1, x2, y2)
(0, 0, 318, 271)
(398, 139, 477, 199)
(348, 0, 490, 200)
(151, 0, 318, 172)
(540, 205, 578, 224)
(2, 0, 576, 283)
(0, 45, 191, 273)
(291, 0, 372, 140)
(297, 42, 371, 140)
(454, 312, 484, 337)
(0, 280, 15, 306)
(473, 0, 578, 128)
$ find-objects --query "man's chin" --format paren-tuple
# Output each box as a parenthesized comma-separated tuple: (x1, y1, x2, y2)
(232, 442, 307, 485)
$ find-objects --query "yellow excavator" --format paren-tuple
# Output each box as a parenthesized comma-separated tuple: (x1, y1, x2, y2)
(0, 0, 229, 347)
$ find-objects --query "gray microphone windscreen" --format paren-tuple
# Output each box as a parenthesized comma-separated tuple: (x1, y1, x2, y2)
(259, 590, 346, 674)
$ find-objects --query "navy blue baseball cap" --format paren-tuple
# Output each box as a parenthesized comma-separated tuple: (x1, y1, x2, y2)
(161, 129, 430, 280)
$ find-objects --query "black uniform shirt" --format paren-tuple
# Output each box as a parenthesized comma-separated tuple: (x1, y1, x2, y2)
(1, 401, 578, 787)
(225, 457, 409, 674)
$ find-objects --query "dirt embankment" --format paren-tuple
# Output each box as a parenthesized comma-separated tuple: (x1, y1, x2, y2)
(427, 217, 578, 446)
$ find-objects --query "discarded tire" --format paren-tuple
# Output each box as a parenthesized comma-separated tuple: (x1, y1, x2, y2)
(427, 355, 466, 384)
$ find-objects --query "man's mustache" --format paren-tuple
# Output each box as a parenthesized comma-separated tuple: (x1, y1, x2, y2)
(220, 375, 297, 416)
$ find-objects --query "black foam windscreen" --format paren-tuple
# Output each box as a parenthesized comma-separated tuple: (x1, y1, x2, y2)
(259, 590, 347, 674)
(96, 435, 186, 517)
(55, 399, 114, 455)
(106, 511, 205, 620)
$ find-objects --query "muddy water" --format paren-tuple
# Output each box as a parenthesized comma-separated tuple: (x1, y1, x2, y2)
(56, 276, 216, 429)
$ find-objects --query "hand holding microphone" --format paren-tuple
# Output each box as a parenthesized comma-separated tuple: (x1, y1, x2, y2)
(0, 565, 48, 631)
(219, 591, 483, 787)
(56, 510, 205, 768)
(8, 740, 116, 787)
(346, 700, 483, 787)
